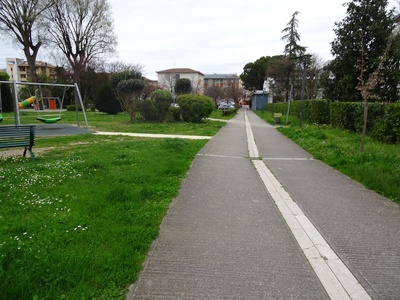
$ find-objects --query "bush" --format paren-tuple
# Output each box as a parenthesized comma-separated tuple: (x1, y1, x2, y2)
(177, 94, 213, 123)
(167, 106, 181, 122)
(94, 84, 123, 115)
(140, 99, 158, 121)
(303, 100, 330, 124)
(353, 103, 385, 133)
(0, 73, 13, 112)
(221, 108, 238, 116)
(150, 90, 173, 122)
(66, 105, 83, 111)
(371, 103, 400, 144)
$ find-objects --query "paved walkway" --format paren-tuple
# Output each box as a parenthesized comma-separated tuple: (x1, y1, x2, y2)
(127, 108, 400, 299)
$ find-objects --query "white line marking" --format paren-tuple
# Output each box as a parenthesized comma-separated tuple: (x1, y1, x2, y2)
(245, 111, 371, 300)
(263, 157, 314, 161)
(244, 111, 259, 158)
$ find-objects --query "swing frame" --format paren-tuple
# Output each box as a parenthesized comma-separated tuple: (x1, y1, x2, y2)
(0, 83, 3, 123)
(34, 87, 68, 123)
(0, 80, 88, 129)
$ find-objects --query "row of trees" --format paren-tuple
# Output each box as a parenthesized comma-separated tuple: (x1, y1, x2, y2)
(240, 0, 400, 103)
(0, 0, 117, 86)
(94, 70, 214, 123)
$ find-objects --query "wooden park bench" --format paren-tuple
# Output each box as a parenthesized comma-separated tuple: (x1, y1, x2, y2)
(0, 125, 36, 160)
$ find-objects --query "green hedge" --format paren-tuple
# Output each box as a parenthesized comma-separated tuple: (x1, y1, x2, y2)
(329, 102, 385, 133)
(266, 100, 399, 144)
(371, 103, 400, 144)
(66, 105, 83, 111)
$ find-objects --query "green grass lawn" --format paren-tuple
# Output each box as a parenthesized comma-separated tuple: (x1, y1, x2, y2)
(0, 136, 208, 299)
(0, 110, 226, 136)
(1, 109, 229, 299)
(254, 110, 400, 203)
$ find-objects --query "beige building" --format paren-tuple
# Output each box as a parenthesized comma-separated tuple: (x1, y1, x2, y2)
(5, 58, 57, 82)
(204, 73, 241, 90)
(157, 68, 204, 95)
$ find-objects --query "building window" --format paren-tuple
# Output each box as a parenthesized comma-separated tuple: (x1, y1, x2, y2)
(175, 74, 180, 79)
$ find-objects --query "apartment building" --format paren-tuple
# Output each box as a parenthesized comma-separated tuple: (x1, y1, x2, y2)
(157, 68, 204, 94)
(5, 58, 57, 82)
(203, 73, 241, 90)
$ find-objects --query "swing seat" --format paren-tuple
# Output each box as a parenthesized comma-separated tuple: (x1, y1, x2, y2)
(36, 117, 62, 124)
(0, 114, 3, 123)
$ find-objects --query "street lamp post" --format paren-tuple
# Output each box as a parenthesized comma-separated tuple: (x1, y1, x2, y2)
(300, 60, 306, 127)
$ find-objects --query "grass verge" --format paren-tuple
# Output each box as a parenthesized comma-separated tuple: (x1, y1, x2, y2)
(1, 111, 227, 136)
(254, 110, 400, 203)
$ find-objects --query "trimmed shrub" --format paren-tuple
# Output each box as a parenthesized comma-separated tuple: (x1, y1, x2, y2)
(303, 100, 330, 124)
(167, 106, 181, 122)
(150, 90, 173, 122)
(140, 99, 158, 121)
(66, 105, 83, 111)
(371, 103, 400, 144)
(177, 94, 214, 123)
(94, 84, 123, 115)
(353, 103, 385, 133)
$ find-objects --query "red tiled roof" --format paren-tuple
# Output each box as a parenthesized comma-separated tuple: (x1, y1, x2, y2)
(156, 68, 204, 76)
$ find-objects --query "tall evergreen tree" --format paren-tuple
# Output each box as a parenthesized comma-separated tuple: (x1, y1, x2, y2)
(281, 11, 306, 59)
(321, 0, 398, 101)
(281, 11, 307, 101)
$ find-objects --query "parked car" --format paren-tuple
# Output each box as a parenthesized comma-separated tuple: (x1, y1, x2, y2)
(218, 103, 234, 110)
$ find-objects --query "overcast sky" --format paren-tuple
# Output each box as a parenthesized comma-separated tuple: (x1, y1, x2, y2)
(0, 0, 398, 80)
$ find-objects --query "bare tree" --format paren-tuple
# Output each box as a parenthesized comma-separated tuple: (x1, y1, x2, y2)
(357, 31, 395, 152)
(224, 79, 242, 107)
(45, 0, 117, 86)
(158, 72, 177, 94)
(306, 54, 323, 99)
(204, 86, 225, 107)
(0, 0, 54, 83)
(102, 61, 144, 74)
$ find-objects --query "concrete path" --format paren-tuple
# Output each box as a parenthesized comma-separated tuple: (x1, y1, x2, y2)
(127, 109, 400, 299)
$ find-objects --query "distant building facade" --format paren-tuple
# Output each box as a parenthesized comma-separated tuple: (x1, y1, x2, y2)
(157, 68, 204, 95)
(203, 73, 241, 90)
(5, 58, 57, 82)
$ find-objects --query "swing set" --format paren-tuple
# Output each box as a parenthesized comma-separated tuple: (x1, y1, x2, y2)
(0, 80, 88, 129)
(0, 91, 3, 123)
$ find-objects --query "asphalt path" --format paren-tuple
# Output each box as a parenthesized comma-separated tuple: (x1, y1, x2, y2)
(127, 109, 400, 299)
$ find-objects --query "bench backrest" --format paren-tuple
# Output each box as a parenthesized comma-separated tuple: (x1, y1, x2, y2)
(0, 125, 35, 148)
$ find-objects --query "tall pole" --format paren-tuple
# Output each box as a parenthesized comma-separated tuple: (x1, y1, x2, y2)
(300, 61, 306, 127)
(12, 80, 20, 126)
(74, 83, 89, 129)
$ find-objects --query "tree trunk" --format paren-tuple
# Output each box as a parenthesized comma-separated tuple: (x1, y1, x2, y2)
(360, 100, 368, 153)
(24, 44, 40, 83)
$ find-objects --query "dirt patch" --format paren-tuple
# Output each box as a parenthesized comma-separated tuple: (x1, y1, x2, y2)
(0, 147, 55, 159)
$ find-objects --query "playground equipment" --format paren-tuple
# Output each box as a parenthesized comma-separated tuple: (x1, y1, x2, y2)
(33, 88, 66, 123)
(0, 80, 88, 129)
(0, 91, 2, 123)
(0, 82, 3, 122)
(18, 96, 36, 109)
